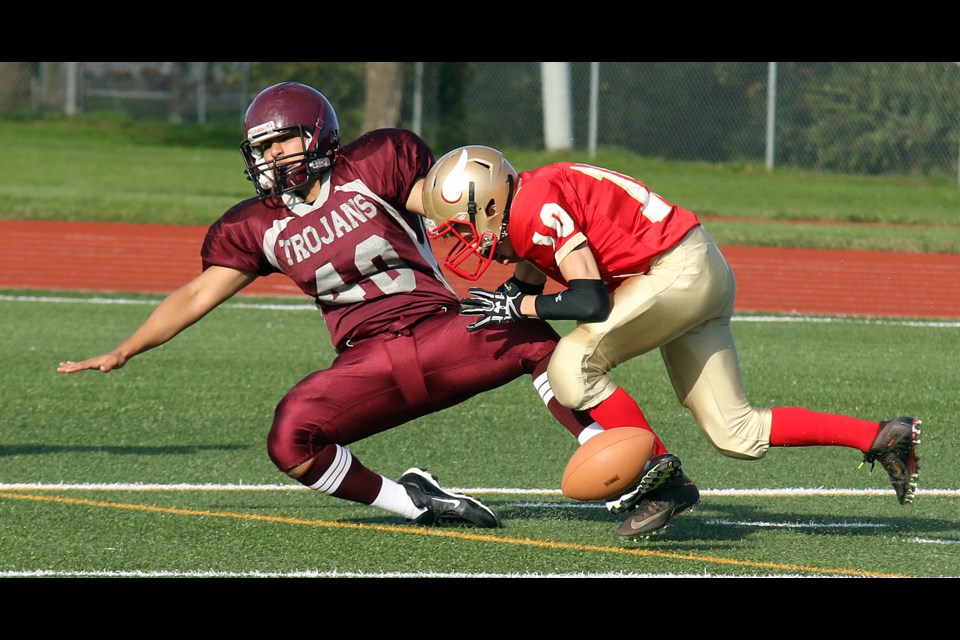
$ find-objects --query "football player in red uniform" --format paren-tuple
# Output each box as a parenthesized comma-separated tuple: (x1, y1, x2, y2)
(57, 82, 631, 530)
(421, 145, 922, 538)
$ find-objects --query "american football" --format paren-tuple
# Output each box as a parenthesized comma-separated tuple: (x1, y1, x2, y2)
(561, 427, 655, 501)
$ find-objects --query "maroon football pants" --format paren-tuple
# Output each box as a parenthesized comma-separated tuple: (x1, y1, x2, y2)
(267, 308, 579, 472)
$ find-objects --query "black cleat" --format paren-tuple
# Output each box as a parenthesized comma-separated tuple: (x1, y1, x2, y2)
(399, 467, 502, 528)
(862, 416, 921, 505)
(615, 468, 700, 539)
(606, 453, 684, 514)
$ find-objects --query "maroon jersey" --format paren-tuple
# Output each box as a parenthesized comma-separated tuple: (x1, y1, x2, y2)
(509, 162, 701, 288)
(201, 128, 459, 350)
(197, 127, 592, 478)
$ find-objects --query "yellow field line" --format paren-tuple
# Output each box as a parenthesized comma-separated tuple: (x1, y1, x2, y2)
(0, 490, 906, 578)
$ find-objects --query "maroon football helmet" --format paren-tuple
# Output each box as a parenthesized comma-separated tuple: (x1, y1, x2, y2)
(240, 82, 341, 199)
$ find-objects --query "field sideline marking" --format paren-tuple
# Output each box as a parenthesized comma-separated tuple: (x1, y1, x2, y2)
(0, 483, 957, 497)
(0, 569, 849, 578)
(2, 293, 959, 327)
(0, 490, 909, 578)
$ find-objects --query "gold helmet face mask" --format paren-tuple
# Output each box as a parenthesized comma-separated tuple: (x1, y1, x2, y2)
(422, 146, 517, 281)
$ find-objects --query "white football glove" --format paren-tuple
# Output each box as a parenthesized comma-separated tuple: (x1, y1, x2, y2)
(459, 282, 526, 332)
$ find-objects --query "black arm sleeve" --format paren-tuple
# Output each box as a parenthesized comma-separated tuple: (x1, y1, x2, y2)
(499, 276, 545, 296)
(534, 279, 611, 322)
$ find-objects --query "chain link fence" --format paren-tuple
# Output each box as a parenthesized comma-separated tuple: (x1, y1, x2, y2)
(2, 62, 957, 182)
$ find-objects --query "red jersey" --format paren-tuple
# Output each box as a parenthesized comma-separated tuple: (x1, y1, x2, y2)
(508, 163, 701, 288)
(201, 128, 458, 350)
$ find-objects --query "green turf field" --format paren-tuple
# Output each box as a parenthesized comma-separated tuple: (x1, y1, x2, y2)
(1, 118, 957, 581)
(2, 291, 956, 578)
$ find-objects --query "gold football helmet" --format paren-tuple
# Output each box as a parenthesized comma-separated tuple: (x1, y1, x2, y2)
(421, 145, 517, 280)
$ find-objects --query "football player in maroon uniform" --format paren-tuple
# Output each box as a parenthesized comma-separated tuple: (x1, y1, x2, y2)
(57, 82, 641, 530)
(421, 145, 922, 538)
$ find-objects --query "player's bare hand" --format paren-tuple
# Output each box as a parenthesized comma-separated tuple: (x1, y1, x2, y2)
(57, 353, 126, 374)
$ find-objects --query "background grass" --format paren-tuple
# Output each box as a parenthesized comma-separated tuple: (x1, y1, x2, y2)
(0, 117, 957, 581)
(1, 116, 958, 253)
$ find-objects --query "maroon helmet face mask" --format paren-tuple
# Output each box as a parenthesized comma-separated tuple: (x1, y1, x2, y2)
(240, 82, 341, 199)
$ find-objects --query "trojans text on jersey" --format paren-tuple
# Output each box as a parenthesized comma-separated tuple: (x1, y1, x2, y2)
(275, 194, 378, 266)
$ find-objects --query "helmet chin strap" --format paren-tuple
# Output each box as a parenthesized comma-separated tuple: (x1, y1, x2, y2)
(307, 157, 332, 173)
(495, 173, 516, 246)
(461, 174, 515, 264)
(467, 181, 477, 228)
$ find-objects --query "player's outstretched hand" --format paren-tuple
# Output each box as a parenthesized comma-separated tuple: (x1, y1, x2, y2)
(459, 282, 526, 332)
(57, 352, 126, 374)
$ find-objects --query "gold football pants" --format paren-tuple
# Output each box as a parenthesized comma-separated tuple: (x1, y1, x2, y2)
(547, 225, 773, 459)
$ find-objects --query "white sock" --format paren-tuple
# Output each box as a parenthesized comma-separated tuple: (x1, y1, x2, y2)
(370, 476, 425, 519)
(578, 423, 604, 445)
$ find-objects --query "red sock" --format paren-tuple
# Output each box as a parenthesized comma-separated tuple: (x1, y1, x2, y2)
(588, 387, 667, 456)
(769, 407, 879, 450)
